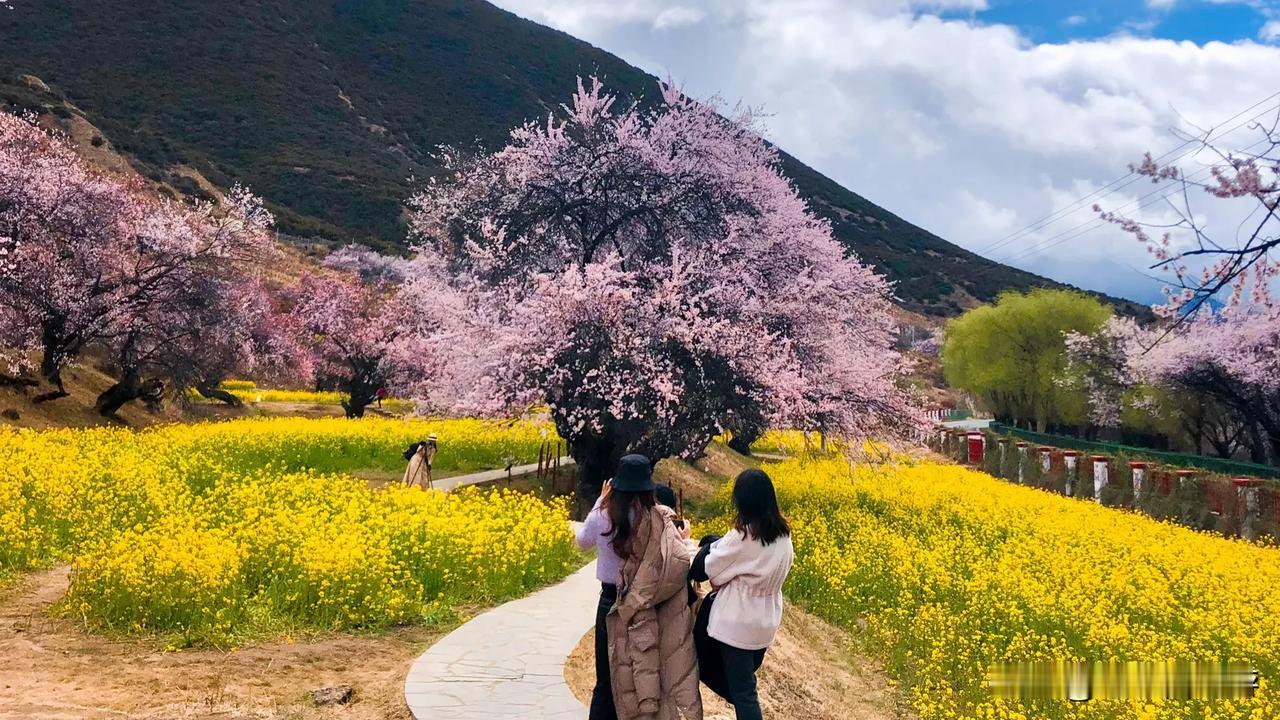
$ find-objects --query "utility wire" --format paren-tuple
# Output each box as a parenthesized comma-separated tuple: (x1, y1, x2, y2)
(992, 134, 1272, 267)
(972, 92, 1280, 257)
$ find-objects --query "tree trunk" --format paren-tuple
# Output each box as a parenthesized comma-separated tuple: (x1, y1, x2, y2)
(1208, 437, 1233, 459)
(34, 317, 79, 402)
(570, 432, 624, 520)
(1247, 422, 1269, 464)
(342, 395, 372, 418)
(340, 361, 380, 419)
(727, 426, 761, 456)
(97, 378, 138, 417)
(33, 350, 70, 403)
(97, 372, 164, 418)
(196, 383, 243, 407)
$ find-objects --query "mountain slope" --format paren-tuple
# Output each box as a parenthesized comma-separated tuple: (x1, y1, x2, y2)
(0, 0, 1127, 315)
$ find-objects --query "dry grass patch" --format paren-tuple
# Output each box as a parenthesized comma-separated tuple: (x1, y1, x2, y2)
(0, 567, 442, 720)
(564, 603, 908, 720)
(0, 362, 240, 430)
(653, 442, 759, 508)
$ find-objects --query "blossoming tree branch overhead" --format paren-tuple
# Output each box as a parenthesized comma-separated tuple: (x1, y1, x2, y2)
(1063, 116, 1280, 464)
(407, 77, 921, 496)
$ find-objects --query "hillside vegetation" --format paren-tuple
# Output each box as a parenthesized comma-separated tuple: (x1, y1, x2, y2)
(0, 0, 1134, 316)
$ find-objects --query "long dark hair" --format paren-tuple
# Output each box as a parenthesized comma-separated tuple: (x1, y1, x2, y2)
(603, 487, 656, 559)
(732, 468, 790, 545)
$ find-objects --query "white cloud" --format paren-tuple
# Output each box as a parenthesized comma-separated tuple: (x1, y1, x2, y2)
(916, 0, 988, 9)
(1261, 19, 1280, 40)
(1064, 14, 1088, 26)
(653, 6, 705, 29)
(491, 0, 1280, 301)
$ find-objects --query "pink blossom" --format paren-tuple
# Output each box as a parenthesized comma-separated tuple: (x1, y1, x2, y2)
(408, 79, 921, 486)
(0, 111, 285, 412)
(1098, 122, 1279, 315)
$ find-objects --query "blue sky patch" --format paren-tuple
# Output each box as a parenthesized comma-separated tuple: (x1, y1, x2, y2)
(967, 0, 1278, 45)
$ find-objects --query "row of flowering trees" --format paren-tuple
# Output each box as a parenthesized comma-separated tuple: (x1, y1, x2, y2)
(1061, 113, 1280, 463)
(0, 112, 299, 413)
(1064, 310, 1280, 463)
(0, 112, 443, 420)
(0, 79, 922, 496)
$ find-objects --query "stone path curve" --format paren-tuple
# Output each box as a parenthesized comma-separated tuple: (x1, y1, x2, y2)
(433, 457, 576, 491)
(404, 559, 597, 719)
(405, 462, 591, 719)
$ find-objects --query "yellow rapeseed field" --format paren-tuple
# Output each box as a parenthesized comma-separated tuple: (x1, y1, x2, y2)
(0, 417, 575, 645)
(754, 456, 1279, 720)
(224, 387, 415, 411)
(749, 429, 812, 455)
(195, 381, 415, 411)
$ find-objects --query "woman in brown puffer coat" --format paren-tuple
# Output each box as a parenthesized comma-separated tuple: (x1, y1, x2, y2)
(604, 454, 703, 720)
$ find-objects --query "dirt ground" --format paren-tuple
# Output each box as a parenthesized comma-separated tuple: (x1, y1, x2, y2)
(0, 363, 240, 430)
(0, 567, 443, 720)
(564, 602, 910, 720)
(653, 444, 761, 510)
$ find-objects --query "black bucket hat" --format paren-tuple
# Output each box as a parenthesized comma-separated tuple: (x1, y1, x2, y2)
(610, 454, 657, 492)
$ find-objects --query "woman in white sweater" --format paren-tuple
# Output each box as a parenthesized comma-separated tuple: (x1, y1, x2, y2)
(689, 468, 794, 720)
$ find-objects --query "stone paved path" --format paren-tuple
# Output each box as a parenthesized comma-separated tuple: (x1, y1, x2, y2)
(404, 559, 597, 719)
(433, 457, 577, 491)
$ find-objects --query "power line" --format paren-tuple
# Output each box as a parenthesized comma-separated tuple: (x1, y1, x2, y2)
(992, 134, 1273, 267)
(974, 92, 1280, 255)
(972, 92, 1280, 257)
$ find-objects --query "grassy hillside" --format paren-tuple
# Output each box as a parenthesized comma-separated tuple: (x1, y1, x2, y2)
(0, 0, 1137, 315)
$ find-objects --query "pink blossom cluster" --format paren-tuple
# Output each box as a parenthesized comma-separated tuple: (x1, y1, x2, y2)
(0, 112, 295, 409)
(1069, 310, 1280, 458)
(407, 78, 921, 467)
(910, 336, 941, 356)
(1098, 124, 1280, 316)
(1126, 310, 1280, 395)
(1063, 317, 1147, 427)
(323, 243, 413, 284)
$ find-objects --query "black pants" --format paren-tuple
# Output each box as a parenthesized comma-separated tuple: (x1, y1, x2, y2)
(695, 593, 767, 720)
(590, 583, 618, 720)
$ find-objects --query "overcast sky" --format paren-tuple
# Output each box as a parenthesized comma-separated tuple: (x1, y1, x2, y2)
(488, 0, 1280, 305)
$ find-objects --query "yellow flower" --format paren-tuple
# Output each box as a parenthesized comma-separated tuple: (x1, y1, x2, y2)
(1, 416, 573, 644)
(735, 454, 1279, 720)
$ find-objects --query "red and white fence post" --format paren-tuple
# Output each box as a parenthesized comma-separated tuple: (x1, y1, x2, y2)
(1129, 461, 1148, 499)
(1015, 442, 1029, 482)
(1037, 447, 1053, 474)
(1063, 451, 1080, 495)
(966, 431, 985, 465)
(1234, 478, 1263, 541)
(1091, 455, 1110, 503)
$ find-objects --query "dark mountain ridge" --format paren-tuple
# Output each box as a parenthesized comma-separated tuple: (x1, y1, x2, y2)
(0, 0, 1141, 316)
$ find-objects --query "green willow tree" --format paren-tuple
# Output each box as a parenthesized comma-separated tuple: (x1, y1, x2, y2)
(943, 289, 1111, 431)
